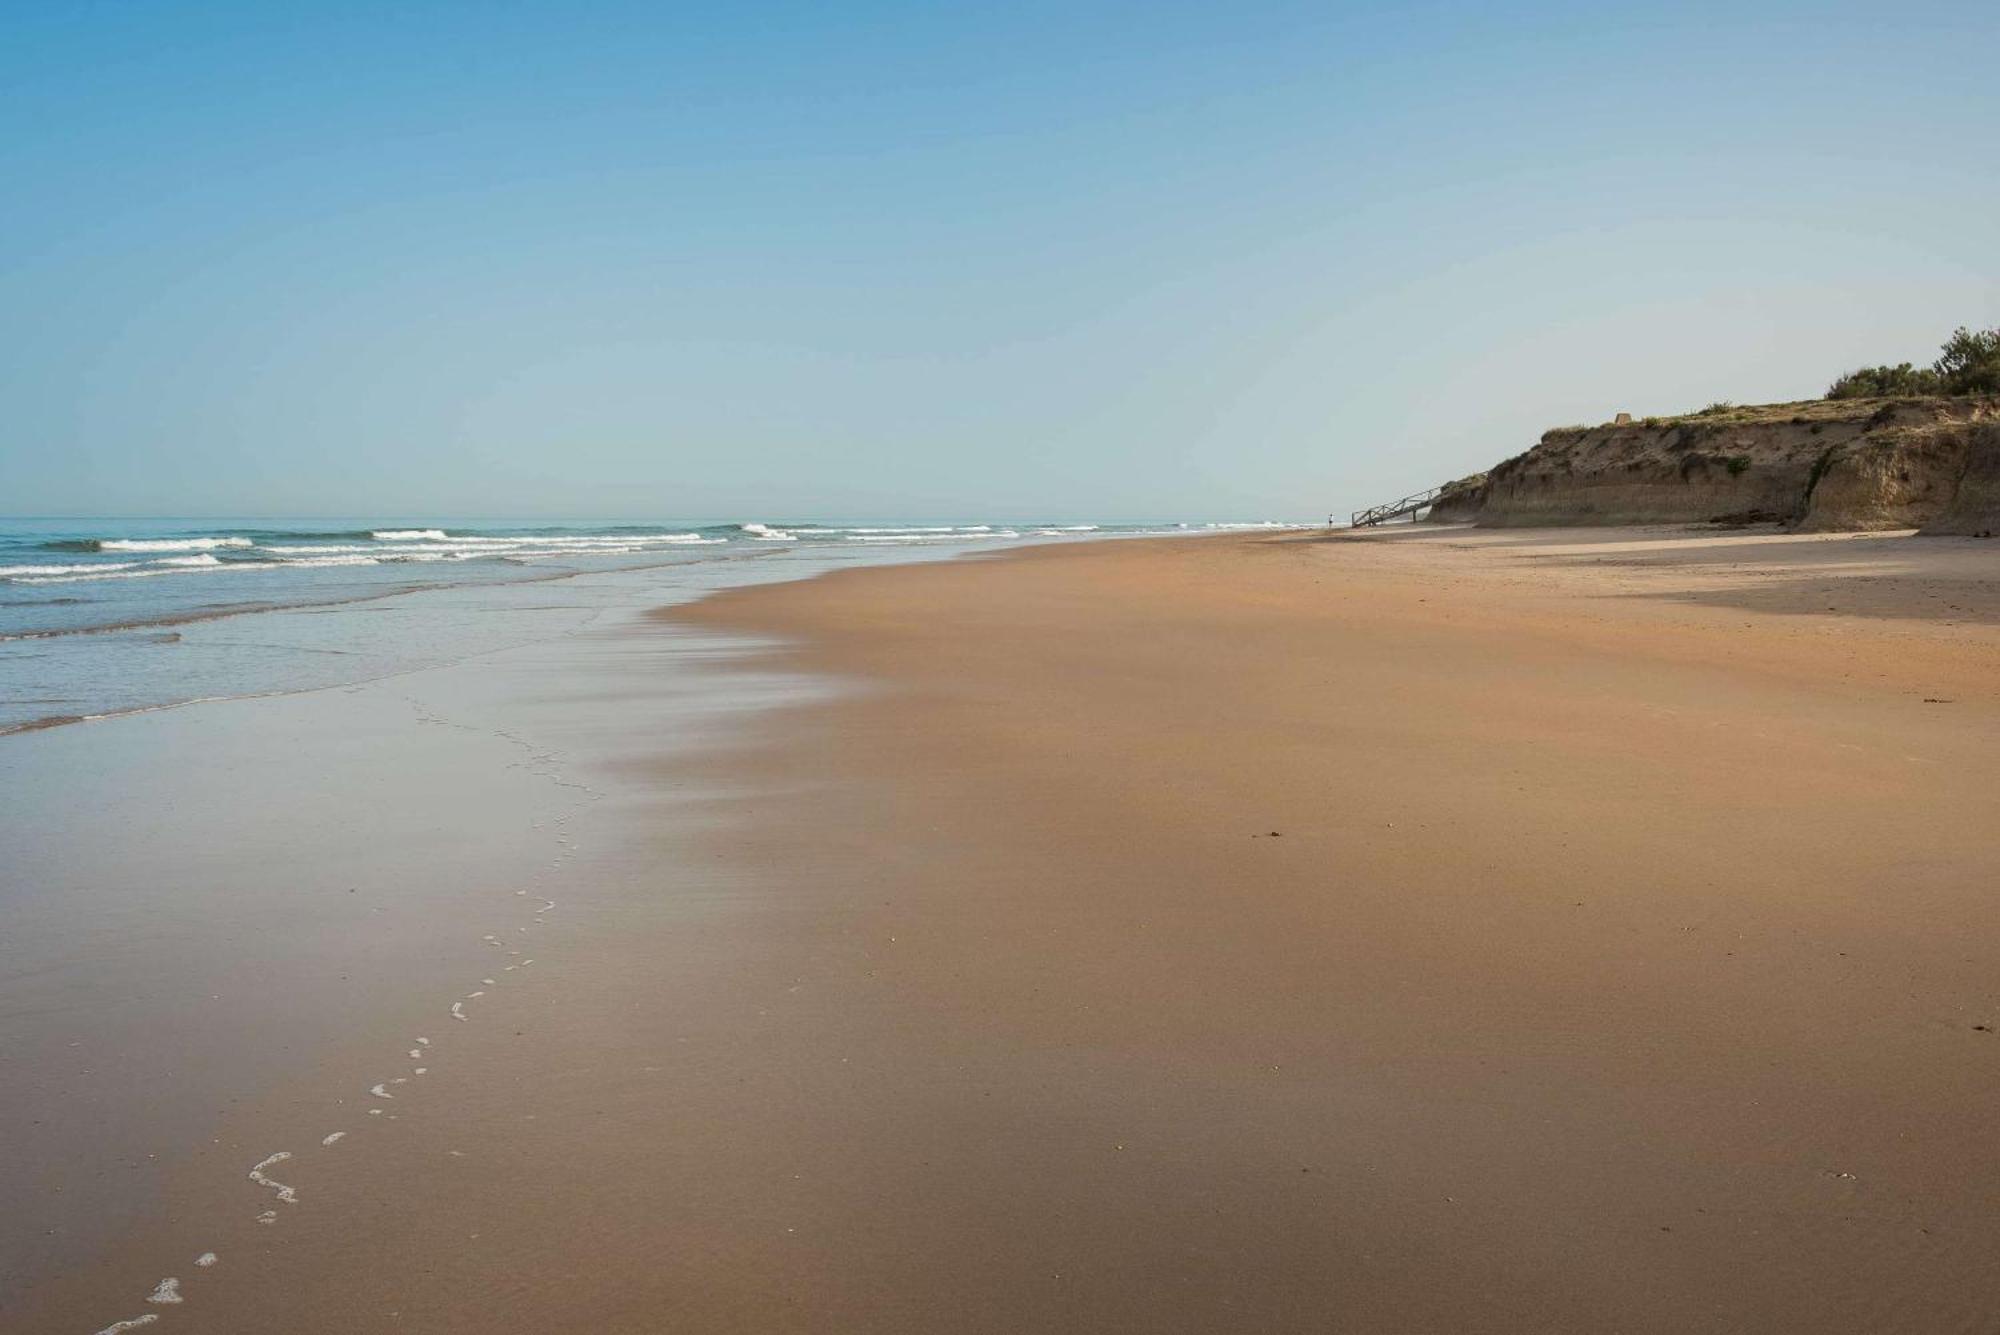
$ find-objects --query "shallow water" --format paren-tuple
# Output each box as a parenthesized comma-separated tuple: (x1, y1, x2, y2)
(0, 551, 840, 1321)
(0, 518, 1290, 732)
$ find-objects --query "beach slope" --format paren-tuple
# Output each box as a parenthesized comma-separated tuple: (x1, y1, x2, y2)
(658, 525, 2000, 1332)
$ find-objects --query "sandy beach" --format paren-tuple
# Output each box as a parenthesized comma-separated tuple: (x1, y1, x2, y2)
(11, 525, 2000, 1333)
(654, 525, 2000, 1332)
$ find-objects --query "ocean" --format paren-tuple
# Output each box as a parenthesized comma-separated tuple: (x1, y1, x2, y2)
(0, 517, 1294, 734)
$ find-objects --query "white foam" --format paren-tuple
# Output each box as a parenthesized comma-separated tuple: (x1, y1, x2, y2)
(248, 1151, 298, 1203)
(370, 1083, 394, 1099)
(257, 1209, 278, 1224)
(321, 1132, 346, 1146)
(450, 1002, 468, 1021)
(101, 536, 251, 551)
(0, 561, 139, 577)
(835, 524, 998, 534)
(145, 1278, 182, 1305)
(416, 1036, 431, 1045)
(9, 553, 228, 581)
(524, 532, 717, 546)
(12, 557, 289, 584)
(280, 554, 378, 568)
(347, 532, 722, 558)
(93, 1316, 159, 1333)
(414, 1066, 428, 1075)
(740, 522, 797, 541)
(195, 1252, 218, 1267)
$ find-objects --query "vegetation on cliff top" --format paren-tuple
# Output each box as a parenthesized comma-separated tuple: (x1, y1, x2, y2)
(1533, 327, 2000, 436)
(1547, 397, 1894, 436)
(1826, 326, 2000, 399)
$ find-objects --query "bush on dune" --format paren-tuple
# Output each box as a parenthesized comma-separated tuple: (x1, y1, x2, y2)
(1933, 326, 2000, 395)
(1826, 362, 1942, 399)
(1826, 327, 2000, 400)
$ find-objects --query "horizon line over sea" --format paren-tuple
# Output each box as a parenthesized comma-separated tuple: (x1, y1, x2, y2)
(0, 515, 1302, 736)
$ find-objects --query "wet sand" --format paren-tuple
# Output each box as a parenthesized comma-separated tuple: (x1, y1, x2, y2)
(1, 560, 828, 1332)
(12, 525, 2000, 1332)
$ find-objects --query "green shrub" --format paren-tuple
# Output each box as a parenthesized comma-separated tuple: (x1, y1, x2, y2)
(1935, 326, 2000, 395)
(1825, 326, 2000, 399)
(1827, 362, 1942, 399)
(1725, 455, 1752, 475)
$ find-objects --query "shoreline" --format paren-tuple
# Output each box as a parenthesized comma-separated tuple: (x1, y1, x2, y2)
(0, 521, 1258, 737)
(4, 529, 1173, 1332)
(0, 550, 850, 1331)
(9, 524, 1998, 1332)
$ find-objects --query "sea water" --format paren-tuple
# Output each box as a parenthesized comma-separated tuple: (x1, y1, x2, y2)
(0, 517, 1293, 734)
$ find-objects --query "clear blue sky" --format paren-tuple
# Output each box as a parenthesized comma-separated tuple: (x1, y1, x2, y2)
(3, 1, 1995, 521)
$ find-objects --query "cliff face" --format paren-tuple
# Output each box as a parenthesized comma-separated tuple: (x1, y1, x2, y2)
(1864, 420, 2000, 535)
(1426, 472, 1488, 523)
(1449, 398, 1999, 533)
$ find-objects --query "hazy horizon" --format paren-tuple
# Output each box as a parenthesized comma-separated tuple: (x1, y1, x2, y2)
(4, 1, 1996, 520)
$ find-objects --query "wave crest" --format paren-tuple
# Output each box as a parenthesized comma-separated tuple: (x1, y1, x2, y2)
(99, 537, 252, 552)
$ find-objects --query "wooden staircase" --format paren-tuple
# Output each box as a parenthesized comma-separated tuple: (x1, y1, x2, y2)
(1346, 485, 1442, 528)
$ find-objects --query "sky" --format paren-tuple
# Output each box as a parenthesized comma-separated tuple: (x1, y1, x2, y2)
(2, 1, 1996, 522)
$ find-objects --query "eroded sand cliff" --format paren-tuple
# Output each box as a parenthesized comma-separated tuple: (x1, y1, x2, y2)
(1436, 398, 1999, 534)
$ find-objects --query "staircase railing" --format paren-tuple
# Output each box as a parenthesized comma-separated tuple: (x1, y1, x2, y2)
(1346, 485, 1443, 528)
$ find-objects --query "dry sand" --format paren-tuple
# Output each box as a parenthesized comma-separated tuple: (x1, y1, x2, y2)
(653, 524, 2000, 1332)
(18, 525, 2000, 1333)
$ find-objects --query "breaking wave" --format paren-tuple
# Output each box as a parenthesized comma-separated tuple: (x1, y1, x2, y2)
(98, 537, 253, 552)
